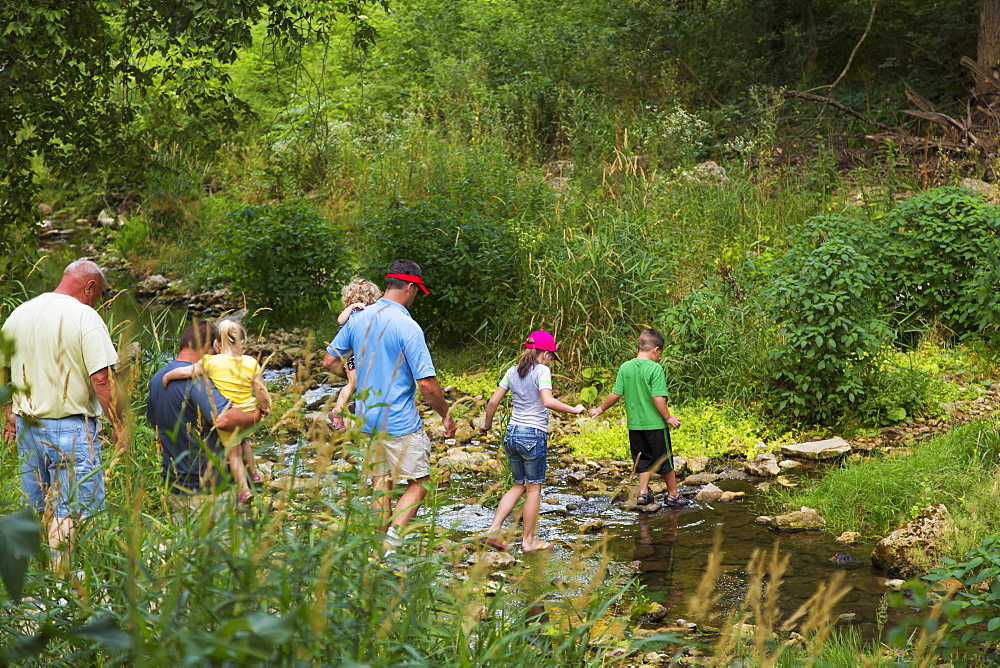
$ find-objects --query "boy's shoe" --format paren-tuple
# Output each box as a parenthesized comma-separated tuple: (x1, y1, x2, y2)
(636, 492, 655, 506)
(663, 493, 691, 508)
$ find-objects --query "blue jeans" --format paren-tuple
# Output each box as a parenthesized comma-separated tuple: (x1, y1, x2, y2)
(17, 415, 105, 518)
(504, 424, 548, 485)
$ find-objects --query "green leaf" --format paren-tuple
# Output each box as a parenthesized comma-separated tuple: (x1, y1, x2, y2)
(0, 510, 42, 602)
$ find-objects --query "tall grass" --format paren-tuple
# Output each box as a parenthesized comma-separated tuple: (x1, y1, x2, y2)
(777, 421, 1000, 542)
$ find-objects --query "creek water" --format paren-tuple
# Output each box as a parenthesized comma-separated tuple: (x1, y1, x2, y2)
(265, 379, 896, 642)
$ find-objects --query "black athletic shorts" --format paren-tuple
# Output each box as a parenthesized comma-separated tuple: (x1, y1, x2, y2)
(628, 428, 674, 475)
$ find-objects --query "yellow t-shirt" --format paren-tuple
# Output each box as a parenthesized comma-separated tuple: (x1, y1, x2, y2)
(201, 354, 262, 411)
(1, 293, 119, 418)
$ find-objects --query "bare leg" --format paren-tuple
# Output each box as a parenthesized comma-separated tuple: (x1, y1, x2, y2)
(521, 483, 552, 552)
(662, 470, 679, 497)
(487, 484, 526, 537)
(241, 440, 258, 479)
(389, 477, 428, 529)
(637, 470, 652, 496)
(371, 475, 393, 530)
(227, 445, 250, 495)
(49, 516, 75, 573)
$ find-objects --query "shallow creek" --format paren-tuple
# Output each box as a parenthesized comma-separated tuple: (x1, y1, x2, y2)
(269, 378, 895, 642)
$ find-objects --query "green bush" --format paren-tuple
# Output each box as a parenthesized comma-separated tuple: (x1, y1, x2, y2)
(205, 199, 348, 325)
(765, 240, 890, 423)
(361, 197, 523, 344)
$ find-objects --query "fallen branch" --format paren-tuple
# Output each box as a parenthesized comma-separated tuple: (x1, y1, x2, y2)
(783, 90, 897, 131)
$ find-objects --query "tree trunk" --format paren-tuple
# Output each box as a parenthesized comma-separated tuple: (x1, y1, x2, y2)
(977, 0, 1000, 95)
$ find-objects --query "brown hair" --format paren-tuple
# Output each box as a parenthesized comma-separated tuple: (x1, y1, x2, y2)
(179, 321, 216, 352)
(341, 278, 382, 307)
(637, 328, 665, 351)
(516, 337, 548, 379)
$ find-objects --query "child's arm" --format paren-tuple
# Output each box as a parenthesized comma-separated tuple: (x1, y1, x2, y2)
(540, 389, 585, 415)
(330, 369, 357, 429)
(480, 386, 508, 434)
(252, 373, 271, 418)
(337, 303, 366, 326)
(589, 392, 622, 418)
(162, 362, 204, 388)
(651, 396, 681, 428)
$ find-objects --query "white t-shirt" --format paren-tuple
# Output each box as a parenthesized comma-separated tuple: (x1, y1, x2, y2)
(499, 363, 553, 432)
(1, 293, 118, 418)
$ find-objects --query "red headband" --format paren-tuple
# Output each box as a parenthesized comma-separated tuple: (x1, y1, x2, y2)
(386, 273, 430, 294)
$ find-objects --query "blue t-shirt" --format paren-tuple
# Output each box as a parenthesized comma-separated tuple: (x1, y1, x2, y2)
(147, 360, 231, 494)
(327, 298, 436, 437)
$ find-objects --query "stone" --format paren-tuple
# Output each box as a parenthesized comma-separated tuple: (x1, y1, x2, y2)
(625, 499, 661, 513)
(780, 437, 851, 460)
(686, 456, 710, 473)
(961, 177, 998, 198)
(566, 471, 587, 486)
(37, 203, 52, 216)
(745, 453, 780, 477)
(883, 579, 906, 591)
(466, 550, 516, 571)
(778, 460, 801, 470)
(135, 274, 170, 295)
(681, 472, 723, 486)
(695, 483, 723, 502)
(871, 504, 955, 578)
(757, 506, 826, 531)
(693, 160, 729, 184)
(672, 456, 689, 477)
(579, 519, 605, 533)
(719, 491, 745, 502)
(437, 448, 492, 471)
(836, 531, 861, 544)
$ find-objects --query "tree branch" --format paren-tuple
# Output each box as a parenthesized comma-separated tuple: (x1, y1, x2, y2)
(783, 90, 897, 131)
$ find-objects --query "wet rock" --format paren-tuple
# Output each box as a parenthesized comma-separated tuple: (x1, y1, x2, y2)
(778, 460, 801, 471)
(626, 499, 662, 513)
(673, 456, 689, 477)
(836, 531, 861, 544)
(566, 471, 587, 486)
(695, 483, 723, 502)
(581, 479, 607, 494)
(839, 613, 857, 622)
(745, 452, 780, 477)
(829, 553, 861, 566)
(780, 437, 851, 460)
(453, 425, 474, 443)
(719, 491, 745, 502)
(632, 602, 669, 623)
(579, 519, 605, 534)
(871, 504, 954, 578)
(883, 579, 906, 591)
(681, 472, 723, 486)
(757, 506, 826, 531)
(686, 456, 710, 473)
(437, 448, 492, 471)
(466, 550, 516, 571)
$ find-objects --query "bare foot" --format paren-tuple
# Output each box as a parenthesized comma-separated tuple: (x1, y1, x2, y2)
(522, 540, 554, 553)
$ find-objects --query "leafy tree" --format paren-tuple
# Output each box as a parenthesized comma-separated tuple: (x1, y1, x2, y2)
(0, 0, 386, 276)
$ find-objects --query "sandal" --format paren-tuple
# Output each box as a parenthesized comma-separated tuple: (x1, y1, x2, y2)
(238, 489, 254, 506)
(663, 493, 691, 508)
(636, 492, 655, 506)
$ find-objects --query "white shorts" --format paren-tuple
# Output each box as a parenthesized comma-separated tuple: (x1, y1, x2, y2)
(367, 428, 432, 480)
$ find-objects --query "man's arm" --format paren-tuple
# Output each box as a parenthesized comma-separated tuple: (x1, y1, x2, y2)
(91, 366, 128, 450)
(651, 396, 681, 428)
(321, 352, 348, 380)
(416, 376, 456, 438)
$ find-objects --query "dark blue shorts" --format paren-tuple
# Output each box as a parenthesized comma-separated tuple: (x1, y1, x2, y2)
(504, 424, 548, 485)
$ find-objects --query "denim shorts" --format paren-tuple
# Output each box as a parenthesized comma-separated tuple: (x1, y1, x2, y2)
(504, 424, 548, 485)
(17, 415, 105, 518)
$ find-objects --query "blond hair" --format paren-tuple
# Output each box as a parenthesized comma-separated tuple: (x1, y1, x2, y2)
(341, 278, 382, 308)
(215, 319, 247, 357)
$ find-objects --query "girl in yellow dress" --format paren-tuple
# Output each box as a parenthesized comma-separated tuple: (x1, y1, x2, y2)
(162, 319, 270, 504)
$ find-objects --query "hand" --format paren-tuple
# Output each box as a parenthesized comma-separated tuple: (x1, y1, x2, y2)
(348, 302, 366, 313)
(2, 405, 15, 443)
(588, 407, 603, 419)
(161, 376, 170, 389)
(480, 425, 490, 435)
(442, 416, 457, 439)
(667, 415, 681, 428)
(260, 404, 271, 419)
(574, 404, 585, 415)
(112, 424, 129, 452)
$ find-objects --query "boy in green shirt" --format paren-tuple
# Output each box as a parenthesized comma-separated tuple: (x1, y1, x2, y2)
(590, 328, 690, 508)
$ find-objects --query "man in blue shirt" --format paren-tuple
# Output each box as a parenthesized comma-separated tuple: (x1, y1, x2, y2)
(324, 259, 456, 531)
(147, 322, 264, 510)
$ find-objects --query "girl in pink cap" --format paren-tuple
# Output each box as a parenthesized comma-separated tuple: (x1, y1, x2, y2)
(479, 330, 585, 552)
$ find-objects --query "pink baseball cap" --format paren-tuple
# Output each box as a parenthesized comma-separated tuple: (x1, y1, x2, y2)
(524, 330, 562, 361)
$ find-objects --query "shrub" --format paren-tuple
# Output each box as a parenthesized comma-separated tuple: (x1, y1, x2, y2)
(361, 197, 523, 344)
(206, 199, 348, 325)
(765, 240, 890, 423)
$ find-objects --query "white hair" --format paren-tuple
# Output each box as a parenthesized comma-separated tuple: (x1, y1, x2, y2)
(64, 259, 105, 281)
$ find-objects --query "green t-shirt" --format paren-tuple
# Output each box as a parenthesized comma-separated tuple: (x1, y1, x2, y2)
(611, 358, 668, 430)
